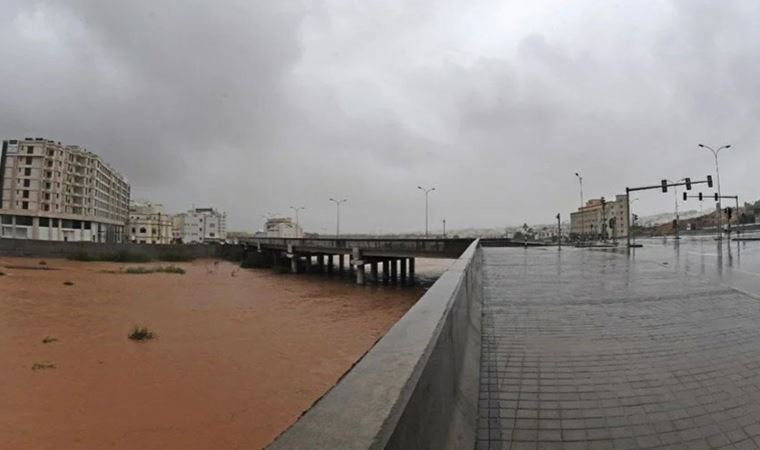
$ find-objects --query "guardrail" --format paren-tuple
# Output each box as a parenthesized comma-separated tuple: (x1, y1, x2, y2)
(267, 239, 483, 449)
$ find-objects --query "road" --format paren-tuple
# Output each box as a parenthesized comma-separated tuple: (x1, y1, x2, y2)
(478, 240, 760, 449)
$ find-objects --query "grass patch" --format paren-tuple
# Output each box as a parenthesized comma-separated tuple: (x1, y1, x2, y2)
(42, 336, 58, 344)
(128, 326, 155, 341)
(124, 265, 185, 275)
(4, 265, 58, 271)
(63, 280, 74, 286)
(32, 361, 56, 371)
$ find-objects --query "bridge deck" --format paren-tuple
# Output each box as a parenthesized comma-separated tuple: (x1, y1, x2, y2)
(479, 247, 760, 449)
(243, 237, 473, 259)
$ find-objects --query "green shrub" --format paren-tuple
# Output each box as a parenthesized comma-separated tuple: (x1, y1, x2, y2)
(128, 326, 155, 341)
(123, 265, 185, 275)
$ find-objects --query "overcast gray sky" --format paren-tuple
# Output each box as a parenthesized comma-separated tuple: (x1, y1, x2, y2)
(1, 0, 758, 233)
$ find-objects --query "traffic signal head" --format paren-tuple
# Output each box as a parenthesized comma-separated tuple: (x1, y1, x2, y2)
(726, 207, 733, 219)
(714, 193, 719, 201)
(683, 192, 687, 201)
(685, 177, 692, 190)
(661, 179, 668, 192)
(707, 175, 713, 188)
(698, 192, 703, 201)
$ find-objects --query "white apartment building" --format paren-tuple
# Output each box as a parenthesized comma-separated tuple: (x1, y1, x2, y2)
(173, 207, 227, 243)
(128, 201, 172, 244)
(0, 138, 130, 242)
(262, 217, 303, 238)
(570, 194, 629, 240)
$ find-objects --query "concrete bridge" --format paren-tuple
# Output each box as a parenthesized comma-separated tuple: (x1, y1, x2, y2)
(242, 237, 473, 285)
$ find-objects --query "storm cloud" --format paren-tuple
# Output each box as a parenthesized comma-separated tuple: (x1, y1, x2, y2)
(1, 0, 758, 233)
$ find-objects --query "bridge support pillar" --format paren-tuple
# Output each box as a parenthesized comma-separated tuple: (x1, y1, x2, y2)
(409, 257, 415, 284)
(400, 258, 407, 284)
(338, 254, 344, 274)
(327, 255, 334, 275)
(317, 254, 324, 272)
(356, 264, 365, 285)
(291, 255, 298, 274)
(390, 258, 398, 284)
(382, 260, 390, 284)
(370, 262, 378, 283)
(305, 255, 312, 272)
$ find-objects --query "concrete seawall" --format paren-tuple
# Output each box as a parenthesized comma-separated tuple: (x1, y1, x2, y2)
(268, 239, 483, 449)
(0, 238, 244, 261)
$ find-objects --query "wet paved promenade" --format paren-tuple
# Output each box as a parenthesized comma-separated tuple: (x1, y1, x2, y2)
(478, 245, 760, 449)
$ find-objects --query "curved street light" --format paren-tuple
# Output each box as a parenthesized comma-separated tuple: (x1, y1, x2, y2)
(698, 143, 731, 238)
(329, 198, 347, 238)
(417, 186, 435, 238)
(574, 172, 584, 207)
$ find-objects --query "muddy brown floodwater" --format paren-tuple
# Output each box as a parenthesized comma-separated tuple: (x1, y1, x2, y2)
(0, 256, 452, 449)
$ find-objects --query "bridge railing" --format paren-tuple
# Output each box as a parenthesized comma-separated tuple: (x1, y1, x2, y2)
(267, 239, 483, 449)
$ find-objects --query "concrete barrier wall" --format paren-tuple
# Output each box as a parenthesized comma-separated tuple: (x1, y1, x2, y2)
(268, 239, 483, 450)
(0, 238, 244, 261)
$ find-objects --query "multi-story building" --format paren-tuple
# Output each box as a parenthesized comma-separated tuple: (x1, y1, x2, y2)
(570, 194, 629, 240)
(172, 207, 227, 244)
(128, 201, 172, 244)
(260, 217, 303, 238)
(0, 138, 130, 242)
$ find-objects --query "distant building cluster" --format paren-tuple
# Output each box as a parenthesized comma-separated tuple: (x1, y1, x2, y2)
(172, 207, 227, 244)
(570, 194, 629, 240)
(1, 137, 228, 245)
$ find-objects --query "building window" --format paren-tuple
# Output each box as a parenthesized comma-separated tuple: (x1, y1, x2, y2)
(23, 179, 30, 187)
(27, 146, 34, 154)
(40, 217, 50, 227)
(26, 156, 33, 164)
(22, 191, 29, 199)
(21, 201, 29, 209)
(24, 168, 31, 176)
(140, 227, 147, 233)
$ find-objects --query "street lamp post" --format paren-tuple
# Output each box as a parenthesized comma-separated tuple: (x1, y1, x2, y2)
(417, 186, 435, 238)
(329, 198, 347, 238)
(699, 143, 731, 238)
(290, 206, 305, 238)
(575, 172, 584, 207)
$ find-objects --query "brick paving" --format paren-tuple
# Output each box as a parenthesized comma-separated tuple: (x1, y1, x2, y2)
(478, 247, 760, 449)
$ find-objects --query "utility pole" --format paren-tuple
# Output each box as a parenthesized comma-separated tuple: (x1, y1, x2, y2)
(328, 198, 347, 238)
(556, 213, 561, 250)
(417, 186, 435, 238)
(442, 218, 446, 238)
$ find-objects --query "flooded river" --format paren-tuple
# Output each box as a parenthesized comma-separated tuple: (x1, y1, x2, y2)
(0, 257, 452, 449)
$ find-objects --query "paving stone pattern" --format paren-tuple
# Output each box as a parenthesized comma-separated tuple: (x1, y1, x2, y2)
(478, 247, 760, 450)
